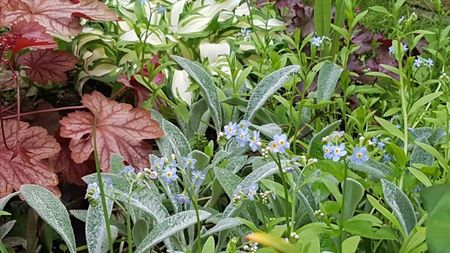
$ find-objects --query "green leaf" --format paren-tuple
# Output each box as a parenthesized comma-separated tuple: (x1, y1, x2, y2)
(342, 236, 361, 253)
(0, 192, 19, 210)
(307, 120, 341, 158)
(347, 159, 390, 179)
(386, 143, 407, 168)
(421, 184, 450, 214)
(110, 154, 125, 174)
(415, 141, 447, 170)
(214, 167, 242, 198)
(132, 220, 148, 246)
(86, 197, 114, 253)
(246, 232, 300, 253)
(314, 0, 331, 36)
(115, 187, 169, 221)
(424, 191, 450, 253)
(0, 220, 15, 240)
(408, 92, 443, 116)
(381, 180, 417, 236)
(171, 56, 222, 130)
(156, 116, 191, 157)
(188, 99, 208, 139)
(375, 116, 404, 141)
(202, 218, 242, 237)
(367, 195, 403, 235)
(317, 62, 343, 102)
(369, 6, 393, 16)
(136, 210, 211, 253)
(408, 167, 432, 187)
(342, 178, 364, 219)
(223, 162, 281, 218)
(243, 65, 300, 121)
(21, 185, 76, 253)
(202, 236, 215, 253)
(251, 123, 282, 138)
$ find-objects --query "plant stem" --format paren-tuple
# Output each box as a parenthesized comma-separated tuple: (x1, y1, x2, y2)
(338, 161, 348, 253)
(93, 115, 114, 253)
(1, 105, 86, 120)
(186, 189, 202, 252)
(271, 153, 291, 236)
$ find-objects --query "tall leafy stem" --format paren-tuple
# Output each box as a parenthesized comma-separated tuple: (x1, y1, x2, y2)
(92, 114, 114, 252)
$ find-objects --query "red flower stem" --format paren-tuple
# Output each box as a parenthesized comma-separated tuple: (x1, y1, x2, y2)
(1, 105, 86, 120)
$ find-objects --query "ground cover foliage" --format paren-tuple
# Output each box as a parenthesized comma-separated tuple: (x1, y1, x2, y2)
(0, 0, 449, 252)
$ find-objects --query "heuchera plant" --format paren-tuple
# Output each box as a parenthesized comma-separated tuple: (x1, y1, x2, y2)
(0, 0, 164, 196)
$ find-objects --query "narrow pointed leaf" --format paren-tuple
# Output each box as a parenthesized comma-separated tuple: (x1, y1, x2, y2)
(202, 218, 242, 237)
(136, 210, 211, 253)
(243, 65, 300, 121)
(171, 56, 222, 130)
(86, 197, 113, 253)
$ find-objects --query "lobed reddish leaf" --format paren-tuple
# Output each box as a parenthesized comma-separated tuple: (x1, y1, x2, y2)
(59, 91, 164, 171)
(17, 49, 78, 84)
(0, 0, 118, 37)
(8, 20, 56, 52)
(0, 120, 61, 197)
(49, 136, 94, 186)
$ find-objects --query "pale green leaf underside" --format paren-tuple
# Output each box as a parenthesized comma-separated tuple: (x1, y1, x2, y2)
(21, 185, 77, 253)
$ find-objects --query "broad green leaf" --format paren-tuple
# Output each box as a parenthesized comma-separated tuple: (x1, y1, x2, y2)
(317, 62, 343, 102)
(314, 0, 331, 36)
(21, 185, 76, 253)
(342, 178, 364, 219)
(243, 65, 300, 121)
(386, 143, 407, 168)
(408, 92, 443, 116)
(171, 56, 222, 129)
(190, 150, 210, 169)
(375, 116, 404, 141)
(307, 120, 341, 158)
(415, 141, 447, 170)
(342, 236, 361, 253)
(214, 167, 242, 198)
(132, 220, 148, 246)
(202, 236, 215, 253)
(348, 159, 390, 179)
(400, 227, 427, 253)
(202, 218, 242, 237)
(86, 197, 114, 253)
(0, 192, 19, 210)
(381, 180, 417, 236)
(421, 184, 450, 213)
(251, 123, 282, 138)
(422, 187, 450, 252)
(343, 220, 397, 240)
(246, 232, 299, 253)
(136, 210, 211, 253)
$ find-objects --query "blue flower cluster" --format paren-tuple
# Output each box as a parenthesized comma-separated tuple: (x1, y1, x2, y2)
(322, 131, 370, 165)
(222, 121, 291, 155)
(413, 56, 434, 69)
(223, 120, 262, 151)
(150, 154, 206, 187)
